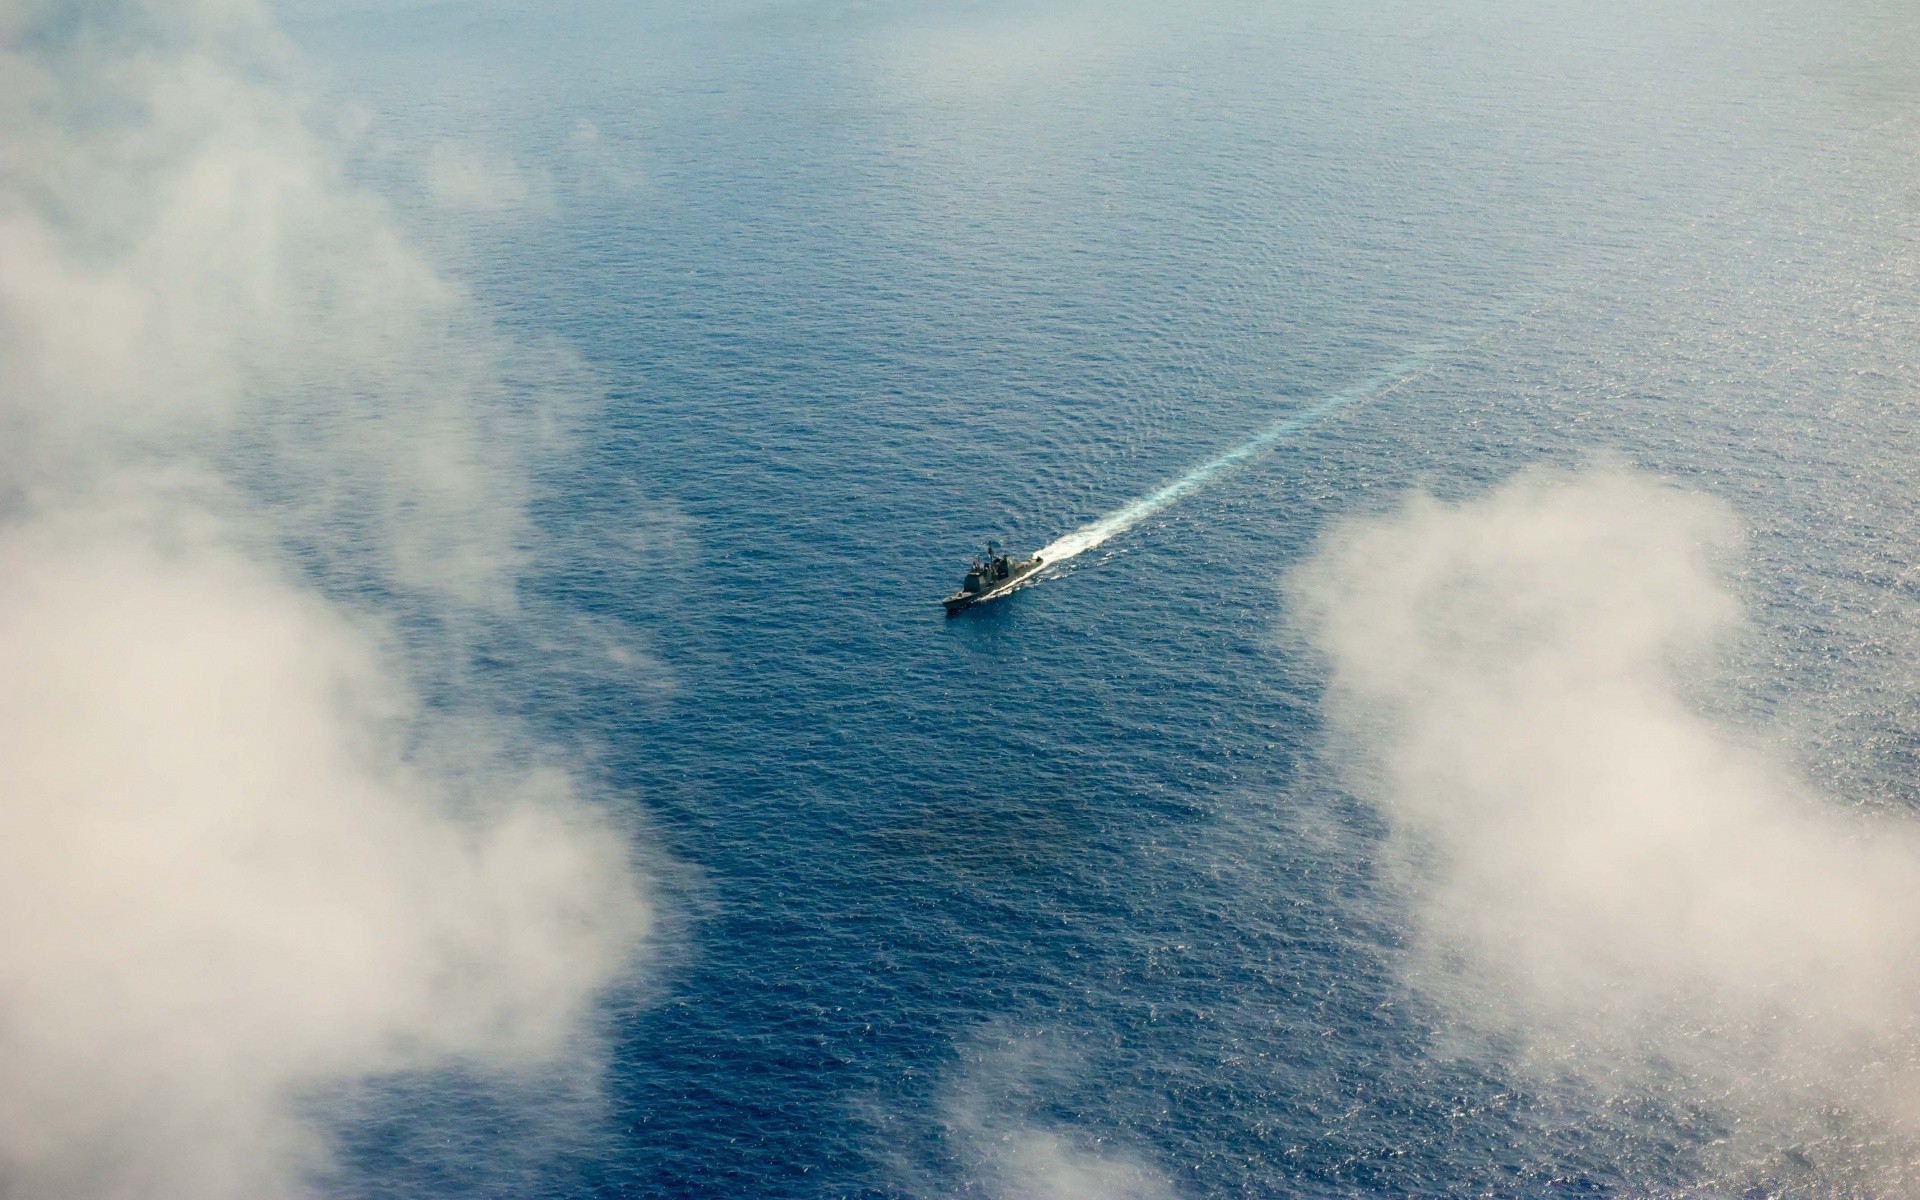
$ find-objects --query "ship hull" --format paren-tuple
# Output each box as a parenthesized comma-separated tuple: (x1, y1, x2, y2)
(942, 562, 1041, 614)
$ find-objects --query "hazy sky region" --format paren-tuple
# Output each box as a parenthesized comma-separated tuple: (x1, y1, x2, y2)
(9, 0, 1920, 1196)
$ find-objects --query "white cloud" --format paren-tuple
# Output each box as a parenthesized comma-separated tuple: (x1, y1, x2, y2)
(869, 3, 1158, 104)
(567, 119, 646, 194)
(0, 0, 653, 1195)
(1290, 467, 1920, 1183)
(0, 508, 649, 1197)
(969, 1129, 1178, 1200)
(0, 0, 574, 609)
(424, 138, 555, 216)
(928, 1034, 1180, 1200)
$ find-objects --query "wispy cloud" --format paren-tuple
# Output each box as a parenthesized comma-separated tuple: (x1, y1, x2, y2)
(423, 138, 555, 216)
(0, 1, 652, 1195)
(897, 1031, 1180, 1200)
(1291, 467, 1920, 1185)
(867, 3, 1161, 104)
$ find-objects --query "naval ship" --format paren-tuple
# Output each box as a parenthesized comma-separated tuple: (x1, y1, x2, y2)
(942, 542, 1042, 614)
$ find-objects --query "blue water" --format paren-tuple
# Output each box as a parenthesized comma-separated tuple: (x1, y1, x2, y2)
(290, 1, 1920, 1194)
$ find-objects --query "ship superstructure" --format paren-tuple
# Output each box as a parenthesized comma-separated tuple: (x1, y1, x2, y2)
(941, 542, 1041, 614)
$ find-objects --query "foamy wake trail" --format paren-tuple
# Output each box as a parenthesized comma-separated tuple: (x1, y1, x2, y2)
(1033, 337, 1458, 566)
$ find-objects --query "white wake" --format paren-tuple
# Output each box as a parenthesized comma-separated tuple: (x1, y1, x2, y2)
(1033, 337, 1454, 566)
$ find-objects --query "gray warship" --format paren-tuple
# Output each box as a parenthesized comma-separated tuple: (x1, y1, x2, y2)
(942, 542, 1042, 614)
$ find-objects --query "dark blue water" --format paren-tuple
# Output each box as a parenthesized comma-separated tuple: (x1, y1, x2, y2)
(291, 1, 1920, 1193)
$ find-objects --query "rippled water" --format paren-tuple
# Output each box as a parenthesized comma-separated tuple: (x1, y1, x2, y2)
(286, 0, 1920, 1193)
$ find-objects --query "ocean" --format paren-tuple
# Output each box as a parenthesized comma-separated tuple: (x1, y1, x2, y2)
(273, 1, 1920, 1194)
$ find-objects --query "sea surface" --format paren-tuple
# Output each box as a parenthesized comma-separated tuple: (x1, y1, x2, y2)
(280, 1, 1920, 1194)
